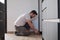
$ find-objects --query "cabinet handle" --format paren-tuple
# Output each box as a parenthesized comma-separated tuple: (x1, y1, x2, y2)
(42, 7, 47, 12)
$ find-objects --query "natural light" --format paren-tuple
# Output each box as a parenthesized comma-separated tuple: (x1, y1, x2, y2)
(0, 0, 4, 3)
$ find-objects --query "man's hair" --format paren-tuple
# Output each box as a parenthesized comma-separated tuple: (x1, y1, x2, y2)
(30, 10, 37, 15)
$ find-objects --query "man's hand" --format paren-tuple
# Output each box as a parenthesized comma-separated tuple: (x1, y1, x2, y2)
(26, 19, 35, 30)
(34, 29, 39, 34)
(26, 19, 39, 34)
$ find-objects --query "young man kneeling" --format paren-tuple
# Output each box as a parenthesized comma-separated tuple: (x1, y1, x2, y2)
(15, 10, 39, 36)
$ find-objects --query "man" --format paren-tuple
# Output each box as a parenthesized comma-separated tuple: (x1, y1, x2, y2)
(15, 10, 39, 35)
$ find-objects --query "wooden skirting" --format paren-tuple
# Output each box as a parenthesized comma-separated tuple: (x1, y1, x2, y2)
(7, 31, 42, 35)
(7, 31, 15, 34)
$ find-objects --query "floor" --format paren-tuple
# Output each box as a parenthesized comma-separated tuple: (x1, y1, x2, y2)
(5, 34, 42, 40)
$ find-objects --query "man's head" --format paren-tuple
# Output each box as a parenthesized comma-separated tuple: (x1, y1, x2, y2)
(30, 10, 37, 18)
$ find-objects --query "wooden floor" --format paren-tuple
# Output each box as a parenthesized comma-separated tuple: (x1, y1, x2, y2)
(5, 34, 42, 40)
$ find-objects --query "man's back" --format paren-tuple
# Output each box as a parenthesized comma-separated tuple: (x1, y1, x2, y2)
(15, 13, 31, 26)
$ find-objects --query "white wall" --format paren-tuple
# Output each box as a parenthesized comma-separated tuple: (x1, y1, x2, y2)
(7, 0, 38, 32)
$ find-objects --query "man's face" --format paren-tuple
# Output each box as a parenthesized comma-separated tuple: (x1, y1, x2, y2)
(30, 13, 36, 18)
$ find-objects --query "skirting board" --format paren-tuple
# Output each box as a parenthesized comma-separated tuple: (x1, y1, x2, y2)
(7, 31, 42, 34)
(7, 31, 15, 34)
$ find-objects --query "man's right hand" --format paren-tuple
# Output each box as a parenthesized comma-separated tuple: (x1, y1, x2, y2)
(34, 29, 39, 34)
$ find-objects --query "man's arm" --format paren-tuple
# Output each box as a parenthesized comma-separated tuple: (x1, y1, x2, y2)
(26, 20, 38, 33)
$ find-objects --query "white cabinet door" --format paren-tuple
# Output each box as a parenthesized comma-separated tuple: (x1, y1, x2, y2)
(42, 0, 58, 40)
(42, 21, 47, 40)
(42, 21, 58, 40)
(47, 0, 58, 19)
(46, 22, 58, 40)
(42, 0, 58, 19)
(42, 0, 47, 19)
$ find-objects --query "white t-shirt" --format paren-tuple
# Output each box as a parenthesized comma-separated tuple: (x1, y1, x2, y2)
(14, 13, 32, 26)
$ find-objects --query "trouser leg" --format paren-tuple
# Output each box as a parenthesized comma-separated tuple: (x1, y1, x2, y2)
(15, 26, 20, 32)
(15, 23, 30, 33)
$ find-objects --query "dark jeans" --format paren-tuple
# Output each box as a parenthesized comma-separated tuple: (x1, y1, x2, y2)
(24, 23, 30, 30)
(15, 23, 30, 32)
